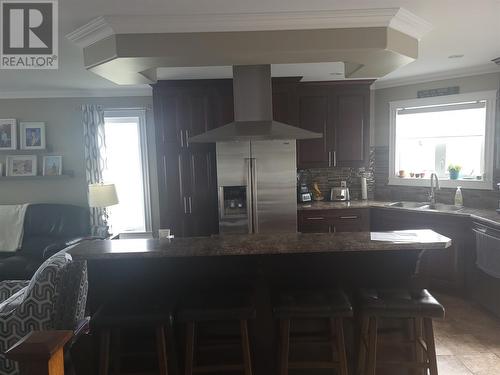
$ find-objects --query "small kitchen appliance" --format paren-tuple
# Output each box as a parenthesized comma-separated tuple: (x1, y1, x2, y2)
(298, 183, 312, 203)
(330, 181, 351, 202)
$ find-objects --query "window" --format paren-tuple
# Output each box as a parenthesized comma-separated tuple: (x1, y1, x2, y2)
(103, 109, 151, 233)
(389, 91, 497, 189)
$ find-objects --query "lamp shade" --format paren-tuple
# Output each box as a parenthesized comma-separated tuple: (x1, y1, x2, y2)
(88, 183, 119, 208)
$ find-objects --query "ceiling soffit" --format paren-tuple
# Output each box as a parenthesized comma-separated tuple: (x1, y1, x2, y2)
(67, 8, 430, 85)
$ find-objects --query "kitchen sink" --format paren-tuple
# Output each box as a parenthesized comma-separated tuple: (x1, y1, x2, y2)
(419, 203, 464, 212)
(387, 201, 428, 209)
(387, 201, 463, 212)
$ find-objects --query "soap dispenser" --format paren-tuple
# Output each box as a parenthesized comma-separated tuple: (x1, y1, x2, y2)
(454, 186, 463, 208)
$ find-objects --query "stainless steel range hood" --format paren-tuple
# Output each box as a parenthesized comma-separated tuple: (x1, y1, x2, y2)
(189, 65, 322, 142)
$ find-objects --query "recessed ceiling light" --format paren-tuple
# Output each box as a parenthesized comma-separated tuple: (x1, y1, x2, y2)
(448, 54, 464, 59)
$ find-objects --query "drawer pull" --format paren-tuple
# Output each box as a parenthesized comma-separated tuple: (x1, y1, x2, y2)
(306, 217, 324, 220)
(339, 216, 359, 220)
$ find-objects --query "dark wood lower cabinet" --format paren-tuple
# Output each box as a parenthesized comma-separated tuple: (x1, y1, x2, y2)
(370, 208, 473, 293)
(298, 208, 370, 233)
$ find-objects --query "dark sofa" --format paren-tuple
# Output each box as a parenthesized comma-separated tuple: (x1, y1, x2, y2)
(0, 204, 91, 281)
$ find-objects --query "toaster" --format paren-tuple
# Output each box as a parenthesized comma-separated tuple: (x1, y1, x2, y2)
(330, 187, 350, 201)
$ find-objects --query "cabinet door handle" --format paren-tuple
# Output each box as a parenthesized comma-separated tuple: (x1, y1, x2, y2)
(328, 151, 332, 167)
(183, 197, 188, 214)
(339, 215, 359, 220)
(185, 130, 190, 148)
(333, 151, 337, 167)
(188, 196, 192, 214)
(180, 130, 184, 148)
(306, 217, 324, 220)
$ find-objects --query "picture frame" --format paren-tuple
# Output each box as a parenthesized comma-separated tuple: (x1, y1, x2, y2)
(20, 122, 46, 150)
(6, 155, 37, 177)
(0, 119, 17, 150)
(43, 155, 62, 176)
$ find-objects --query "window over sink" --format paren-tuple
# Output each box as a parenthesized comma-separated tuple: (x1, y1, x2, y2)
(389, 90, 497, 190)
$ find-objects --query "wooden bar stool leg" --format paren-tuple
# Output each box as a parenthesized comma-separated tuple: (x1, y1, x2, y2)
(111, 328, 121, 375)
(414, 318, 425, 375)
(185, 322, 196, 375)
(334, 318, 348, 375)
(279, 319, 291, 375)
(240, 319, 253, 375)
(99, 329, 111, 375)
(166, 316, 179, 375)
(356, 316, 369, 375)
(366, 317, 378, 375)
(423, 318, 439, 375)
(156, 325, 169, 375)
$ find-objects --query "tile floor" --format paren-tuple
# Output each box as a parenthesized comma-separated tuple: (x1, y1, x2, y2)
(433, 292, 500, 375)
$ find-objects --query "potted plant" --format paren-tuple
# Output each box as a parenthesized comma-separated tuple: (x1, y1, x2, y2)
(448, 164, 462, 180)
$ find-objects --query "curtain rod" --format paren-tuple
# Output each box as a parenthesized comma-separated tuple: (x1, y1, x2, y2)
(77, 105, 152, 111)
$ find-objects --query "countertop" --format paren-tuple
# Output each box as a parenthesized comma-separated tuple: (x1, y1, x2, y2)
(298, 200, 500, 228)
(68, 230, 451, 261)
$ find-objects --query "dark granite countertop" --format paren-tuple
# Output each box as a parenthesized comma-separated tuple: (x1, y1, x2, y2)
(298, 200, 500, 228)
(68, 230, 451, 261)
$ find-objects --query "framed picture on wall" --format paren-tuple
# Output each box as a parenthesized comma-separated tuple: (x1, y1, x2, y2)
(6, 155, 37, 177)
(0, 119, 17, 150)
(20, 122, 45, 150)
(43, 155, 62, 176)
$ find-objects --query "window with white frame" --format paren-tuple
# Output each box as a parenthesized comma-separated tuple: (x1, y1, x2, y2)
(103, 109, 152, 234)
(389, 91, 497, 190)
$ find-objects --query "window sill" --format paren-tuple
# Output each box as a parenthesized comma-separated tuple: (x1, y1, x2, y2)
(388, 176, 493, 190)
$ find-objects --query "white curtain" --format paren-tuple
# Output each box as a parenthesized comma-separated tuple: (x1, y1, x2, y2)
(81, 104, 107, 236)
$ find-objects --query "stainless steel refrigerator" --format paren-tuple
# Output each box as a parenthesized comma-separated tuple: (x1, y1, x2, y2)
(217, 140, 297, 234)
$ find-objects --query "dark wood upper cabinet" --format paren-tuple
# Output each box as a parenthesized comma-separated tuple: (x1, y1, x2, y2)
(297, 91, 331, 168)
(333, 86, 370, 167)
(274, 80, 372, 169)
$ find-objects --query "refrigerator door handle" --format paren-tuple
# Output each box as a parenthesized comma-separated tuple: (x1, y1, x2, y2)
(250, 158, 258, 234)
(245, 158, 253, 234)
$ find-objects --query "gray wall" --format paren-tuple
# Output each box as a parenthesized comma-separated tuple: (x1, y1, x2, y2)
(373, 72, 500, 147)
(0, 96, 160, 233)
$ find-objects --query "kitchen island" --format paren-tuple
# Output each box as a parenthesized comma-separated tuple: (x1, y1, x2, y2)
(69, 229, 451, 260)
(69, 230, 451, 375)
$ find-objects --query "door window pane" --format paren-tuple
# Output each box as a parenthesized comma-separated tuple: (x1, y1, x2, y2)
(103, 114, 148, 233)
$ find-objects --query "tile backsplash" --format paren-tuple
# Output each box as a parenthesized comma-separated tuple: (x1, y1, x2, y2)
(299, 146, 500, 210)
(298, 149, 376, 201)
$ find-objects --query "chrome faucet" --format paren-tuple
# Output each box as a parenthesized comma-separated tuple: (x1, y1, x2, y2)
(429, 173, 440, 209)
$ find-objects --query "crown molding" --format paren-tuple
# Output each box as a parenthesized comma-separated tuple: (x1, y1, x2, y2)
(66, 8, 431, 48)
(66, 16, 114, 48)
(372, 63, 500, 90)
(389, 8, 433, 40)
(0, 87, 152, 99)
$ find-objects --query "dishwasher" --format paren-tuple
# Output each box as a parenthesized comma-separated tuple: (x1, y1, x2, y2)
(471, 222, 500, 317)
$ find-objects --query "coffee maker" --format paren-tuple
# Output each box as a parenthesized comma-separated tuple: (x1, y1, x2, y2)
(297, 171, 312, 203)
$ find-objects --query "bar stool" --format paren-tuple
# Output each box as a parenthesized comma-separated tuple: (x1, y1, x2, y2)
(93, 301, 176, 375)
(177, 290, 256, 375)
(273, 289, 353, 375)
(356, 288, 445, 375)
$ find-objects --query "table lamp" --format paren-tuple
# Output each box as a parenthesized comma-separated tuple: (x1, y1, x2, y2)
(88, 183, 119, 237)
